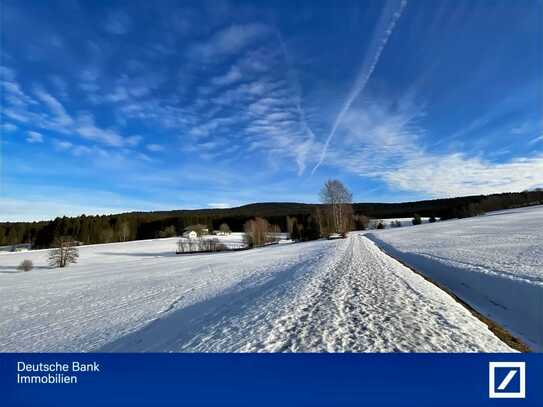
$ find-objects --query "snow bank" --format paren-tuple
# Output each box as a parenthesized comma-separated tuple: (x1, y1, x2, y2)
(367, 205, 543, 351)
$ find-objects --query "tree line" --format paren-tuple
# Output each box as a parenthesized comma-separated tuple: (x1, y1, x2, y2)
(2, 189, 542, 249)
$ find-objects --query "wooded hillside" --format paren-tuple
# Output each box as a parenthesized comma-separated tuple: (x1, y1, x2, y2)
(2, 190, 541, 249)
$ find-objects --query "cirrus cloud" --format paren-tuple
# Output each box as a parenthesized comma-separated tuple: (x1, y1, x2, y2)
(26, 131, 44, 143)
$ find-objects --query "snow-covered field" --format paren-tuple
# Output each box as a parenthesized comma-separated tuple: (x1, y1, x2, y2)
(367, 205, 543, 351)
(0, 230, 511, 352)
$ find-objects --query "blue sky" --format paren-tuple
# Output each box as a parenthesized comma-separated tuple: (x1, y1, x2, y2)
(1, 0, 542, 221)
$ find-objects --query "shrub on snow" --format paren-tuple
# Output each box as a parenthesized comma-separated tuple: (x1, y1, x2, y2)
(17, 259, 33, 272)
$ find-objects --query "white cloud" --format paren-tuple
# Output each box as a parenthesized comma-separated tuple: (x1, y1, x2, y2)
(0, 65, 15, 80)
(26, 131, 44, 143)
(104, 73, 163, 103)
(106, 85, 130, 102)
(384, 153, 543, 196)
(323, 98, 423, 178)
(530, 134, 543, 144)
(81, 69, 99, 82)
(322, 96, 543, 197)
(34, 87, 73, 127)
(146, 144, 164, 152)
(130, 85, 151, 98)
(52, 139, 99, 157)
(3, 79, 73, 134)
(207, 202, 231, 209)
(126, 135, 143, 147)
(49, 75, 68, 98)
(3, 70, 141, 151)
(510, 122, 531, 135)
(80, 81, 100, 93)
(2, 123, 17, 132)
(75, 113, 125, 147)
(2, 78, 35, 108)
(188, 23, 269, 60)
(104, 11, 131, 35)
(211, 65, 243, 87)
(238, 48, 276, 73)
(79, 68, 100, 94)
(187, 55, 317, 174)
(72, 145, 94, 156)
(137, 152, 152, 162)
(53, 139, 73, 150)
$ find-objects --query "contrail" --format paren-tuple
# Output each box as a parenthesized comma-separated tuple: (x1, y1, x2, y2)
(311, 0, 408, 175)
(277, 30, 317, 175)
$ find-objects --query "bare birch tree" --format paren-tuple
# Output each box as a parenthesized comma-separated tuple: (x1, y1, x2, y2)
(319, 179, 353, 235)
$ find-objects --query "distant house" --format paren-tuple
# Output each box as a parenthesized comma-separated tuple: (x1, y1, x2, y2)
(182, 230, 198, 239)
(184, 224, 209, 236)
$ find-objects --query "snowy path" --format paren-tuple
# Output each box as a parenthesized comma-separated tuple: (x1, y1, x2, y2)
(244, 235, 510, 352)
(101, 236, 510, 352)
(1, 234, 511, 352)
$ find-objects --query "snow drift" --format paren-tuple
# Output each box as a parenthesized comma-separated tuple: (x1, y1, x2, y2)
(367, 205, 543, 351)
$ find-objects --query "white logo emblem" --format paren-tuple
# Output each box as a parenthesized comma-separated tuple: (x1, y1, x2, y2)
(489, 362, 526, 399)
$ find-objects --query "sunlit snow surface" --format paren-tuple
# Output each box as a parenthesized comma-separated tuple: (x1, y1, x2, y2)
(367, 205, 543, 351)
(0, 218, 524, 352)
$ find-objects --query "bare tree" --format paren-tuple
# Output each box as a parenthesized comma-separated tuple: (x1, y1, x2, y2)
(48, 236, 79, 268)
(286, 216, 296, 236)
(339, 203, 354, 236)
(244, 220, 255, 248)
(204, 237, 226, 252)
(188, 238, 197, 252)
(269, 224, 281, 242)
(354, 214, 369, 230)
(219, 223, 231, 235)
(244, 217, 271, 248)
(118, 221, 130, 242)
(313, 206, 326, 237)
(177, 239, 187, 253)
(177, 237, 227, 254)
(319, 179, 353, 235)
